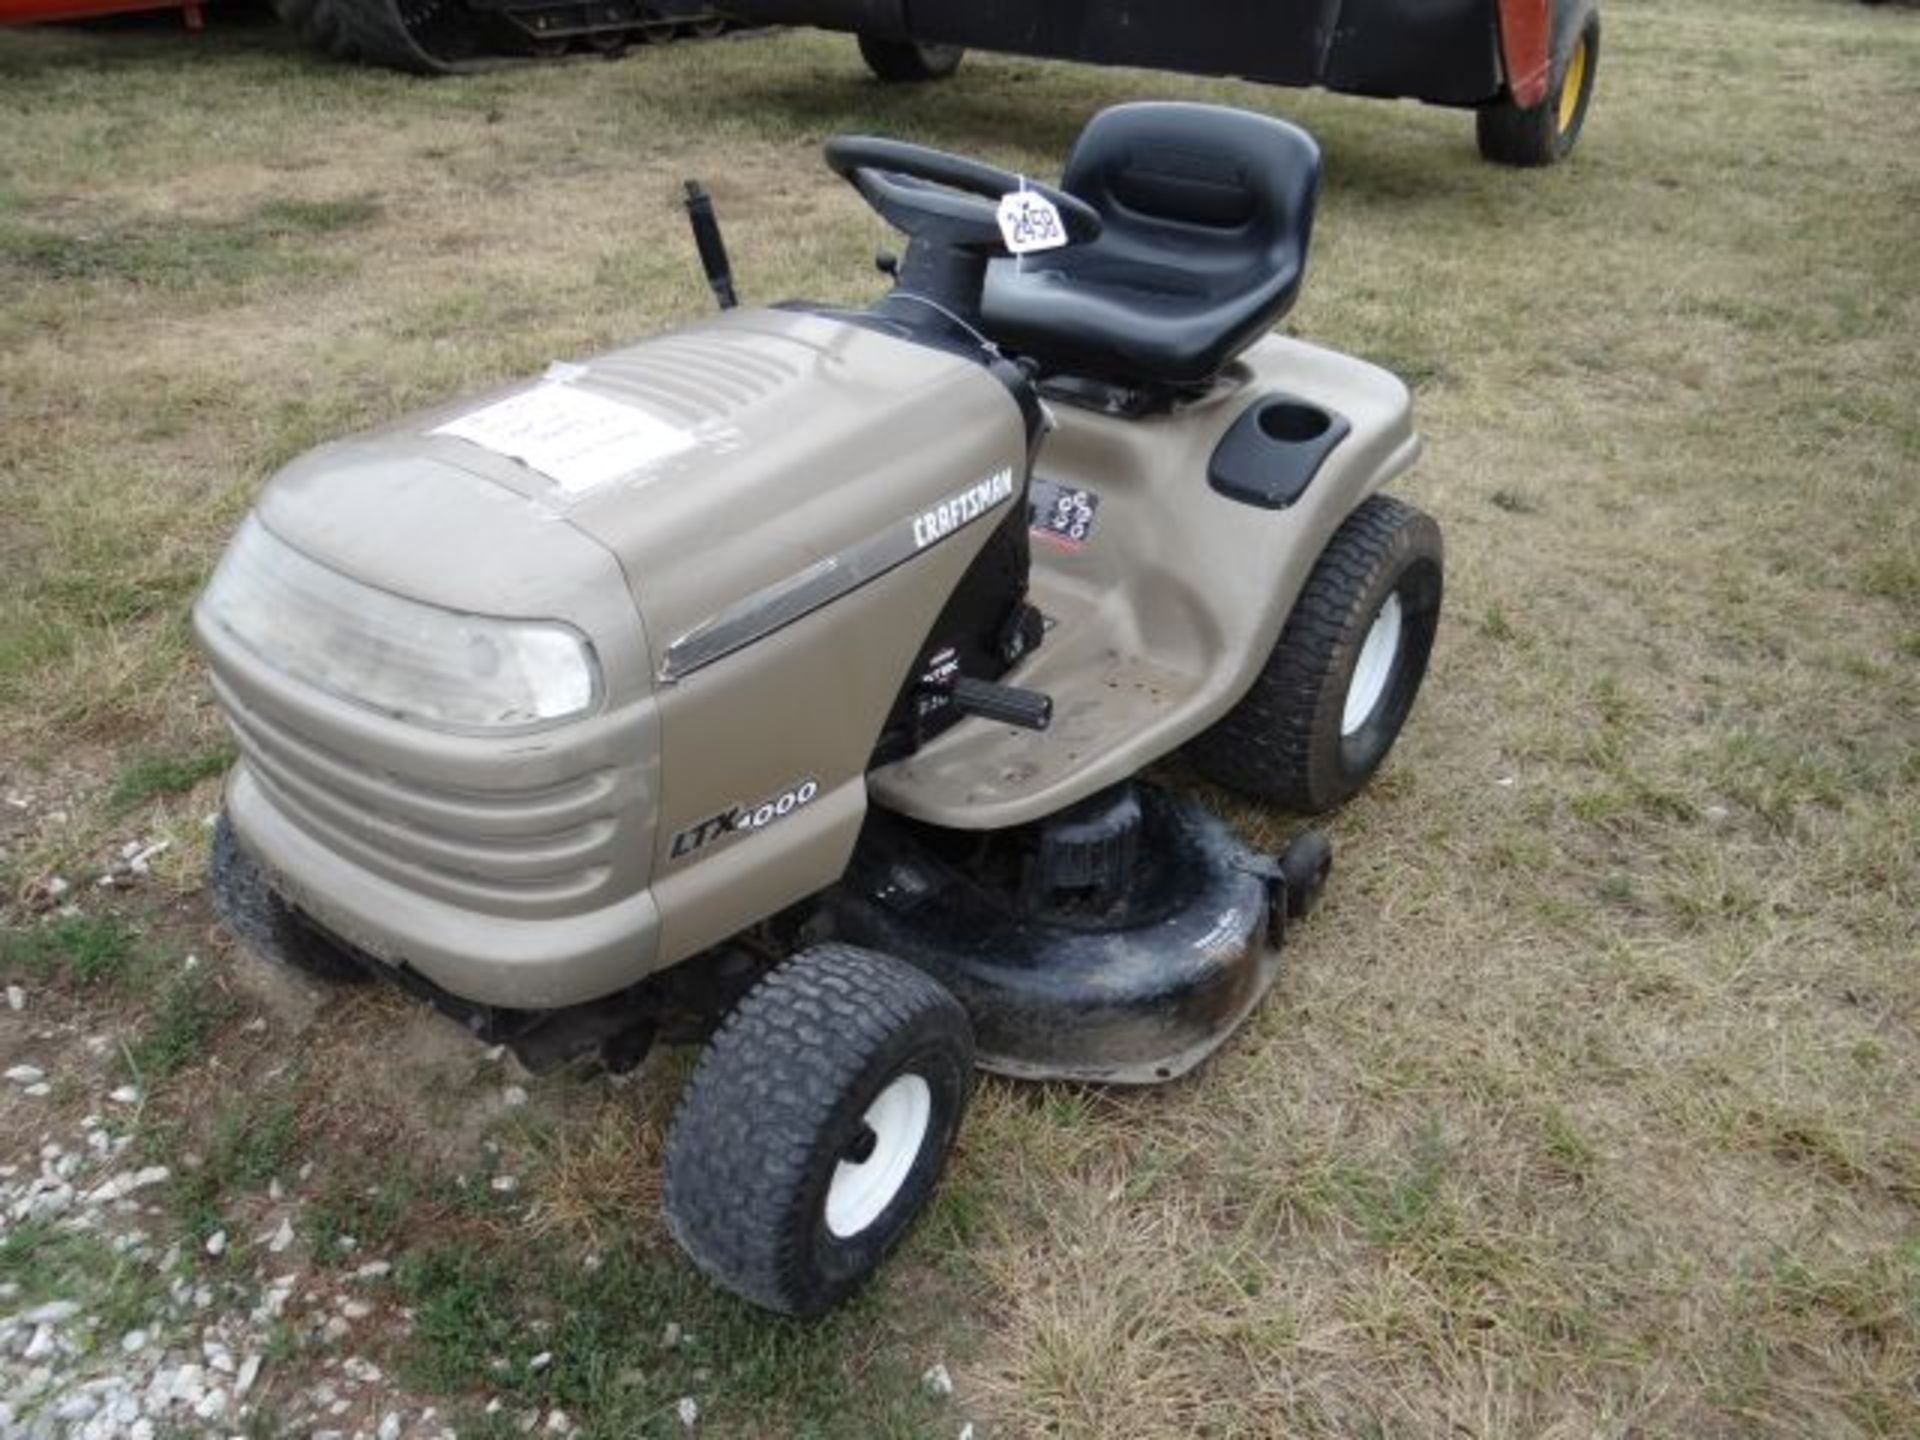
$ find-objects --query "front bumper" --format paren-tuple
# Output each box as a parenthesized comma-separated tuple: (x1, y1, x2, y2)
(225, 767, 661, 1009)
(200, 586, 663, 1011)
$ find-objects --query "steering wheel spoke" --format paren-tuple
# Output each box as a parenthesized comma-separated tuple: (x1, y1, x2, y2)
(824, 135, 1101, 255)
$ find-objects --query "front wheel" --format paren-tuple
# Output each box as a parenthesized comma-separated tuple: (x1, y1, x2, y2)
(1187, 495, 1443, 813)
(662, 945, 974, 1316)
(857, 34, 966, 82)
(1477, 0, 1601, 166)
(209, 814, 366, 983)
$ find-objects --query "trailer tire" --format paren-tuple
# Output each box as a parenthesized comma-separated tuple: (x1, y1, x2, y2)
(274, 0, 356, 60)
(1187, 495, 1443, 814)
(662, 944, 973, 1316)
(1477, 0, 1600, 166)
(857, 35, 966, 82)
(209, 815, 367, 983)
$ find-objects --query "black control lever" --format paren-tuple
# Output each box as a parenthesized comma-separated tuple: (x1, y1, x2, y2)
(683, 179, 737, 311)
(951, 676, 1052, 731)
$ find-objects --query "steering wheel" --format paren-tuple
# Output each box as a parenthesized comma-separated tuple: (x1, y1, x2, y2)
(824, 135, 1102, 254)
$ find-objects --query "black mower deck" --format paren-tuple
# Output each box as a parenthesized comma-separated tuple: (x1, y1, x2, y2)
(820, 785, 1329, 1085)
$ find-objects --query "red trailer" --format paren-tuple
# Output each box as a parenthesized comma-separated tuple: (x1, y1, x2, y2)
(0, 0, 204, 26)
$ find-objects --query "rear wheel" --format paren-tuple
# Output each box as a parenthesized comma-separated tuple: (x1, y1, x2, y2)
(857, 34, 966, 82)
(1187, 495, 1443, 813)
(662, 945, 973, 1316)
(1477, 0, 1601, 166)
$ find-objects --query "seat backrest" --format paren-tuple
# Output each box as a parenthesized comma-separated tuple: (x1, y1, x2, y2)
(1059, 101, 1321, 303)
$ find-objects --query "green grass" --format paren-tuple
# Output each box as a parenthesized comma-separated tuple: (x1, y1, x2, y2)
(0, 1219, 169, 1339)
(397, 1240, 957, 1438)
(124, 966, 233, 1081)
(162, 1089, 306, 1242)
(307, 1162, 431, 1266)
(0, 0, 1915, 1436)
(0, 913, 142, 986)
(107, 742, 235, 811)
(0, 193, 378, 290)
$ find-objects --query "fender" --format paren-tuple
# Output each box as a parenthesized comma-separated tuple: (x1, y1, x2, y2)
(1497, 0, 1553, 107)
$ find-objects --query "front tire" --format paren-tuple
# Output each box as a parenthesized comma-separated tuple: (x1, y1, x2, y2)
(857, 34, 966, 82)
(662, 945, 974, 1317)
(1187, 495, 1443, 813)
(208, 815, 366, 983)
(1477, 0, 1601, 166)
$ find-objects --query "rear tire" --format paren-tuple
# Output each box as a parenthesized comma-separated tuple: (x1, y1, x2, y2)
(1476, 0, 1600, 166)
(1187, 495, 1443, 813)
(662, 945, 974, 1317)
(209, 815, 366, 983)
(857, 34, 966, 82)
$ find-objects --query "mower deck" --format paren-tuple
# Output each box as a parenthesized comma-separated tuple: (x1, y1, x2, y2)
(820, 786, 1323, 1084)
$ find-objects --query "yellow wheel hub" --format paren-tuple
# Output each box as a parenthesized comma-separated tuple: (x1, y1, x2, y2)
(1556, 36, 1589, 136)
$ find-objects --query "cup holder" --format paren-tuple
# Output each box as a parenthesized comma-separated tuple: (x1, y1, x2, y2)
(1209, 394, 1352, 510)
(1257, 401, 1334, 444)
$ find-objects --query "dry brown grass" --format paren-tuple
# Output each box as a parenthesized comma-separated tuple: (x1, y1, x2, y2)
(3, 0, 1917, 1435)
(522, 1097, 668, 1247)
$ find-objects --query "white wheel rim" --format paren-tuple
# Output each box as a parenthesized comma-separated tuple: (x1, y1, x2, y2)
(1342, 592, 1404, 737)
(824, 1073, 932, 1239)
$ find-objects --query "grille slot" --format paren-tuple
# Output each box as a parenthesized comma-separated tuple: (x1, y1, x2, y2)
(213, 672, 622, 915)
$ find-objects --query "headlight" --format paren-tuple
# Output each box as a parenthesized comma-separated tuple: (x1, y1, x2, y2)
(199, 517, 600, 732)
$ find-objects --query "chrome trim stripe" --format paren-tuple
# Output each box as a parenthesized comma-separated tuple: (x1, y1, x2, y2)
(660, 467, 1015, 681)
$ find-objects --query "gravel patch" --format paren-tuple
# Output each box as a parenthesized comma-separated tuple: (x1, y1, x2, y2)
(1, 1085, 453, 1438)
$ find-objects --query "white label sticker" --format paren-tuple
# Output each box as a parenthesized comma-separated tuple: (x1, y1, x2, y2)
(431, 384, 694, 495)
(997, 189, 1069, 255)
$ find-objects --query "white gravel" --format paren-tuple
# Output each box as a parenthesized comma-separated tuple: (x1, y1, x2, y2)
(0, 1096, 447, 1439)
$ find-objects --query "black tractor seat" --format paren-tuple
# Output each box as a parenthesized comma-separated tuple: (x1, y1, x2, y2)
(980, 102, 1322, 392)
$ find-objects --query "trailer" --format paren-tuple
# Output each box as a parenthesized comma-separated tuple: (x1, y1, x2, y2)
(0, 0, 205, 31)
(268, 0, 728, 73)
(1, 0, 1599, 166)
(0, 0, 734, 71)
(728, 0, 1603, 166)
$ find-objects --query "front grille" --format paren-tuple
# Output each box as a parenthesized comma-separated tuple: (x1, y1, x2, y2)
(212, 671, 621, 917)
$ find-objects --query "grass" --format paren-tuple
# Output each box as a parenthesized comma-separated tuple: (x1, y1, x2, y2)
(0, 194, 373, 289)
(0, 912, 141, 986)
(306, 1161, 432, 1266)
(0, 1218, 170, 1339)
(396, 1239, 958, 1437)
(1, 912, 233, 1083)
(122, 964, 234, 1079)
(106, 741, 234, 811)
(0, 0, 1915, 1436)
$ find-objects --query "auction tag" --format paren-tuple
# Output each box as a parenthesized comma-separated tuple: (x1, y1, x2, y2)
(431, 383, 694, 495)
(997, 188, 1068, 255)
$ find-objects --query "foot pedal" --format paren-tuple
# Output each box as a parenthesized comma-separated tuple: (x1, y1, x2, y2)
(951, 676, 1052, 731)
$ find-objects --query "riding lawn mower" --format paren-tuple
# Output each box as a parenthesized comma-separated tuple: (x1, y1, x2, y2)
(199, 101, 1444, 1314)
